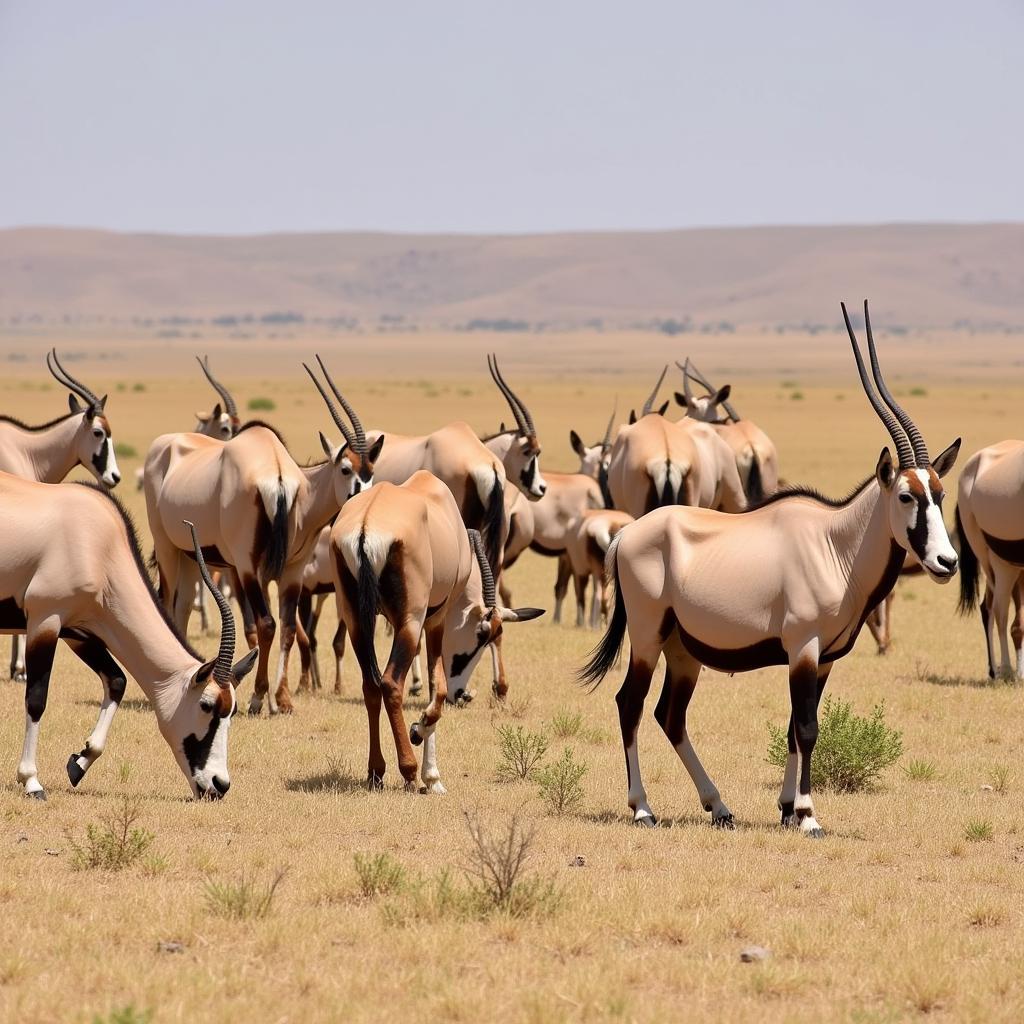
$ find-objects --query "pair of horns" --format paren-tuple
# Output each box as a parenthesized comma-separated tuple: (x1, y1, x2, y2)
(184, 520, 235, 684)
(303, 355, 367, 455)
(196, 356, 238, 420)
(467, 528, 496, 609)
(843, 300, 929, 468)
(677, 358, 741, 422)
(47, 349, 102, 411)
(488, 354, 535, 437)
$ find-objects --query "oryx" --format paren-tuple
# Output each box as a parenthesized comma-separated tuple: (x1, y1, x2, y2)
(564, 509, 634, 628)
(194, 355, 242, 439)
(2, 350, 121, 681)
(581, 301, 960, 835)
(331, 471, 543, 791)
(0, 474, 256, 799)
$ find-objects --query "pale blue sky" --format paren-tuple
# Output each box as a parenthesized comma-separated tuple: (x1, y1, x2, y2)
(1, 1, 1021, 234)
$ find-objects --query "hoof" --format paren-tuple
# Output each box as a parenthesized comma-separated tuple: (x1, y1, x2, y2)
(780, 814, 796, 829)
(423, 781, 446, 795)
(409, 724, 423, 746)
(27, 789, 46, 801)
(277, 705, 294, 716)
(247, 699, 263, 717)
(634, 814, 658, 828)
(12, 671, 26, 684)
(367, 772, 384, 791)
(66, 756, 86, 788)
(712, 814, 735, 830)
(804, 826, 825, 839)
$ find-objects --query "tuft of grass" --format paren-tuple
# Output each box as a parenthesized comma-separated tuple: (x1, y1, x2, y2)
(353, 852, 406, 899)
(495, 724, 549, 782)
(766, 697, 903, 792)
(91, 1007, 152, 1024)
(909, 386, 928, 397)
(551, 708, 583, 738)
(789, 390, 805, 401)
(968, 904, 1005, 927)
(67, 796, 155, 871)
(536, 748, 588, 816)
(990, 763, 1011, 794)
(131, 382, 146, 392)
(964, 819, 994, 843)
(903, 758, 937, 782)
(113, 442, 137, 458)
(247, 396, 276, 411)
(203, 867, 287, 920)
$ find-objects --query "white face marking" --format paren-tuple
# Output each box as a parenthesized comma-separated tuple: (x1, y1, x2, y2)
(894, 468, 957, 581)
(85, 421, 121, 487)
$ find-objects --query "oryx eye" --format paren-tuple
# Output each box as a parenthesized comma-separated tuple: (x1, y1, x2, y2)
(898, 493, 913, 505)
(93, 429, 104, 439)
(340, 465, 352, 476)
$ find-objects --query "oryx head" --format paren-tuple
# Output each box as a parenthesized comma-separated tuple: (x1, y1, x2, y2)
(843, 300, 961, 582)
(47, 349, 121, 488)
(445, 529, 544, 704)
(304, 355, 384, 501)
(674, 359, 736, 424)
(168, 522, 258, 799)
(195, 355, 241, 439)
(488, 354, 546, 500)
(570, 402, 617, 480)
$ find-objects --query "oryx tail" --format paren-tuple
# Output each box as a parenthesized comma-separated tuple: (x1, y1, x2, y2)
(579, 530, 628, 688)
(257, 477, 296, 580)
(955, 503, 981, 616)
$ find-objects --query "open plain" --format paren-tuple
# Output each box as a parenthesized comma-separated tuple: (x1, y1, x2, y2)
(2, 328, 1024, 1023)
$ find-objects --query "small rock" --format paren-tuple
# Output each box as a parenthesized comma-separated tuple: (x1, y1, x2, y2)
(981, 785, 994, 792)
(17, 833, 28, 843)
(157, 941, 186, 955)
(44, 848, 60, 857)
(568, 855, 586, 868)
(739, 945, 771, 963)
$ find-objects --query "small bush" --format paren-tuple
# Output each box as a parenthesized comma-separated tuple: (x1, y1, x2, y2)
(903, 758, 937, 782)
(766, 697, 903, 792)
(909, 387, 928, 397)
(537, 748, 588, 816)
(113, 442, 137, 458)
(354, 852, 405, 899)
(68, 796, 155, 871)
(248, 396, 276, 411)
(381, 868, 475, 924)
(495, 724, 549, 782)
(551, 709, 583, 738)
(131, 382, 146, 392)
(92, 1007, 152, 1024)
(203, 867, 286, 920)
(964, 820, 994, 843)
(990, 764, 1011, 794)
(789, 391, 805, 401)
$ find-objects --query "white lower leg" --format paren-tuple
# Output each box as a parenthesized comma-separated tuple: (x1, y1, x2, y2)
(17, 714, 44, 797)
(11, 635, 26, 680)
(72, 697, 118, 779)
(676, 735, 731, 821)
(409, 654, 423, 694)
(625, 740, 654, 822)
(792, 750, 820, 833)
(419, 732, 445, 794)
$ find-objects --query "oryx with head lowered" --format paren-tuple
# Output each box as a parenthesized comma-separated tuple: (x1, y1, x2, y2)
(144, 356, 381, 716)
(331, 471, 543, 791)
(582, 300, 960, 836)
(2, 351, 121, 681)
(0, 474, 256, 800)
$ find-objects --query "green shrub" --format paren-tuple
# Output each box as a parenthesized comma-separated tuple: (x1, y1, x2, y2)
(353, 852, 405, 898)
(903, 758, 937, 782)
(964, 820, 994, 843)
(766, 697, 903, 792)
(68, 796, 154, 871)
(248, 396, 276, 411)
(203, 867, 286, 919)
(91, 1007, 152, 1024)
(131, 382, 146, 392)
(495, 724, 549, 782)
(113, 442, 137, 458)
(551, 708, 583, 738)
(537, 748, 588, 816)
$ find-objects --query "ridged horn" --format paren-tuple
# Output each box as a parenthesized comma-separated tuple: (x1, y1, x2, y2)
(47, 349, 101, 409)
(487, 354, 533, 436)
(184, 520, 234, 683)
(196, 355, 238, 421)
(315, 354, 366, 454)
(678, 359, 741, 422)
(468, 528, 496, 609)
(302, 361, 356, 450)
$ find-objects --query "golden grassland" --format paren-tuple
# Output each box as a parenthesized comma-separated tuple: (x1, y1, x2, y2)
(2, 331, 1024, 1023)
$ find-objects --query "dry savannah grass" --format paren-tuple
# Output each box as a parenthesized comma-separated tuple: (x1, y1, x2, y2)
(2, 330, 1024, 1023)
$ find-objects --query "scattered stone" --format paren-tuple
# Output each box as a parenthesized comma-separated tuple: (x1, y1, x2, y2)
(980, 785, 994, 792)
(568, 855, 586, 867)
(739, 945, 771, 963)
(16, 833, 28, 843)
(157, 941, 186, 955)
(44, 848, 60, 856)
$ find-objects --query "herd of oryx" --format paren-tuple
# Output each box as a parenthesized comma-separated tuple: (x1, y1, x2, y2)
(2, 300, 1024, 835)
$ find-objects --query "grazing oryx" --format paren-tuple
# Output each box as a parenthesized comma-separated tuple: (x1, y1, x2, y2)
(675, 360, 780, 502)
(2, 350, 121, 682)
(331, 471, 543, 791)
(565, 509, 634, 628)
(582, 301, 960, 835)
(0, 474, 256, 799)
(145, 356, 381, 716)
(955, 441, 1024, 679)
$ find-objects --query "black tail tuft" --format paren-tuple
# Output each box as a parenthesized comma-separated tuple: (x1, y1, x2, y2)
(745, 452, 765, 504)
(263, 484, 290, 580)
(955, 504, 979, 616)
(578, 544, 628, 689)
(356, 532, 383, 686)
(482, 468, 505, 577)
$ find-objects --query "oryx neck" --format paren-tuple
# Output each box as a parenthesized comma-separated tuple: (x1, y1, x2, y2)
(824, 478, 898, 589)
(297, 459, 342, 535)
(4, 413, 83, 482)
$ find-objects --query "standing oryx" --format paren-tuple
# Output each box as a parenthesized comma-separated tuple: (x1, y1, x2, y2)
(582, 301, 960, 835)
(0, 473, 256, 799)
(676, 359, 780, 502)
(331, 471, 543, 792)
(145, 356, 381, 716)
(565, 509, 634, 628)
(2, 350, 121, 681)
(955, 440, 1024, 679)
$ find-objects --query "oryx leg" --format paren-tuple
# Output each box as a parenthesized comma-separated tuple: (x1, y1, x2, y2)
(63, 636, 128, 787)
(242, 577, 278, 716)
(614, 633, 662, 826)
(410, 621, 447, 793)
(654, 630, 731, 826)
(866, 594, 892, 655)
(331, 619, 347, 694)
(272, 584, 299, 714)
(194, 581, 210, 635)
(991, 562, 1017, 679)
(780, 650, 829, 837)
(1012, 579, 1024, 679)
(589, 571, 604, 630)
(171, 558, 201, 636)
(553, 554, 571, 624)
(409, 632, 424, 697)
(574, 572, 588, 628)
(296, 589, 315, 693)
(310, 593, 329, 690)
(9, 635, 25, 682)
(17, 615, 60, 799)
(489, 635, 507, 701)
(378, 622, 422, 789)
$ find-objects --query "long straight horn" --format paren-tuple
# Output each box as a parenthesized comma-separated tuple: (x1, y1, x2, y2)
(641, 365, 667, 416)
(302, 362, 356, 449)
(841, 302, 914, 468)
(196, 355, 238, 420)
(862, 300, 929, 466)
(47, 349, 101, 408)
(681, 358, 696, 406)
(487, 354, 531, 435)
(315, 354, 366, 454)
(468, 528, 497, 608)
(600, 401, 617, 448)
(185, 520, 235, 683)
(680, 359, 741, 422)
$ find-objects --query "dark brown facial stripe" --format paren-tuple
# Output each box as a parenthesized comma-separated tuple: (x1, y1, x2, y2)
(982, 531, 1024, 566)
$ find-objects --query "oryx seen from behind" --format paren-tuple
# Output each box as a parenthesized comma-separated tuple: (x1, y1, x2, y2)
(2, 350, 121, 681)
(332, 471, 543, 792)
(0, 474, 256, 799)
(564, 508, 634, 628)
(582, 301, 960, 835)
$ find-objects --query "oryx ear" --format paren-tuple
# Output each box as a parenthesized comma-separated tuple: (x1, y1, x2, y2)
(656, 400, 669, 417)
(875, 447, 896, 490)
(367, 434, 385, 462)
(193, 660, 217, 686)
(715, 385, 731, 404)
(931, 438, 961, 479)
(569, 430, 585, 457)
(499, 421, 506, 433)
(500, 606, 545, 623)
(97, 394, 108, 411)
(231, 648, 259, 681)
(628, 410, 637, 425)
(212, 402, 222, 419)
(674, 391, 687, 407)
(319, 430, 341, 462)
(69, 394, 83, 414)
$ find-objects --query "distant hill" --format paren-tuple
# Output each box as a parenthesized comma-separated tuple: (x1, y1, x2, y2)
(2, 223, 1023, 330)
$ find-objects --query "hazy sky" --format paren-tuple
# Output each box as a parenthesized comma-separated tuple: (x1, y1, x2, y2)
(1, 1, 1021, 235)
